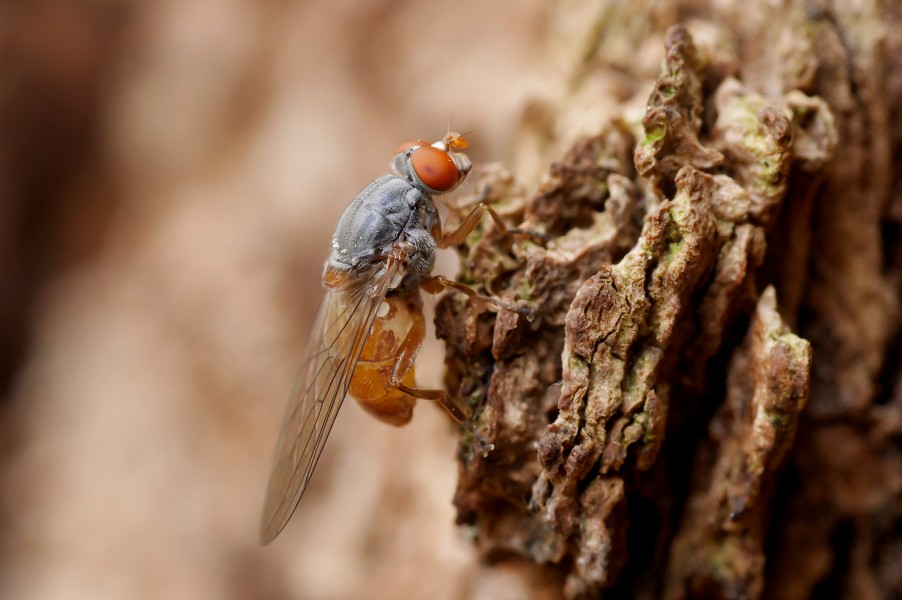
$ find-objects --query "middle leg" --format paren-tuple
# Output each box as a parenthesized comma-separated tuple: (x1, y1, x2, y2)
(421, 275, 533, 319)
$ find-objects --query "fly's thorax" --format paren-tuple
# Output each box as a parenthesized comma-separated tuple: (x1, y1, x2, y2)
(324, 174, 438, 293)
(328, 175, 420, 267)
(394, 229, 436, 292)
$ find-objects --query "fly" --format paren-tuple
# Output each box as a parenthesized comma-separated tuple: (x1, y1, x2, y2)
(259, 131, 530, 544)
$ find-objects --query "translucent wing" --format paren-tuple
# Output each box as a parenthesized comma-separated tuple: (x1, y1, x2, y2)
(259, 258, 402, 544)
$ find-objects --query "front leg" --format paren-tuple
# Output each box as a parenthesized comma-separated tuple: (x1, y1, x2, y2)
(431, 202, 545, 249)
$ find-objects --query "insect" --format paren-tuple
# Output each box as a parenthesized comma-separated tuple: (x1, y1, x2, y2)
(259, 131, 530, 544)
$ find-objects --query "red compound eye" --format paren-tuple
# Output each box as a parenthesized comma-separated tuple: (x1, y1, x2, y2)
(410, 146, 458, 192)
(394, 139, 430, 154)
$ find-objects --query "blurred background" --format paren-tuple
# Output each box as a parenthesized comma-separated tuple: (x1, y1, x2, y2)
(0, 1, 558, 598)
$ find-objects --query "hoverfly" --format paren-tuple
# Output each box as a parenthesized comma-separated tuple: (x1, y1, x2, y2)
(259, 131, 530, 544)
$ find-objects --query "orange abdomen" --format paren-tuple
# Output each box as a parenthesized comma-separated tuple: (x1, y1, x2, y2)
(348, 296, 417, 426)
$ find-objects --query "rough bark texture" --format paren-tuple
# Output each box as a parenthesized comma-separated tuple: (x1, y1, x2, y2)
(436, 3, 902, 598)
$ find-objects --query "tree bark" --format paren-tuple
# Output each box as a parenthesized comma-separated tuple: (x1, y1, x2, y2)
(435, 3, 902, 598)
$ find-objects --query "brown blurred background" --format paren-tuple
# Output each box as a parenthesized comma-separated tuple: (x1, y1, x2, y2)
(0, 1, 555, 598)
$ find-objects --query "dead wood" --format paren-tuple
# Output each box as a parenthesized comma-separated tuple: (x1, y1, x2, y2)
(435, 4, 902, 598)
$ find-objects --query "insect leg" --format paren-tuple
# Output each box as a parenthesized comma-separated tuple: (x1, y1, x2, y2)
(388, 302, 469, 423)
(388, 310, 494, 455)
(421, 275, 533, 319)
(432, 203, 544, 248)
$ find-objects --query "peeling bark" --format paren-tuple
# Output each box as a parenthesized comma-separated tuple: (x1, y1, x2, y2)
(664, 287, 811, 600)
(435, 3, 901, 597)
